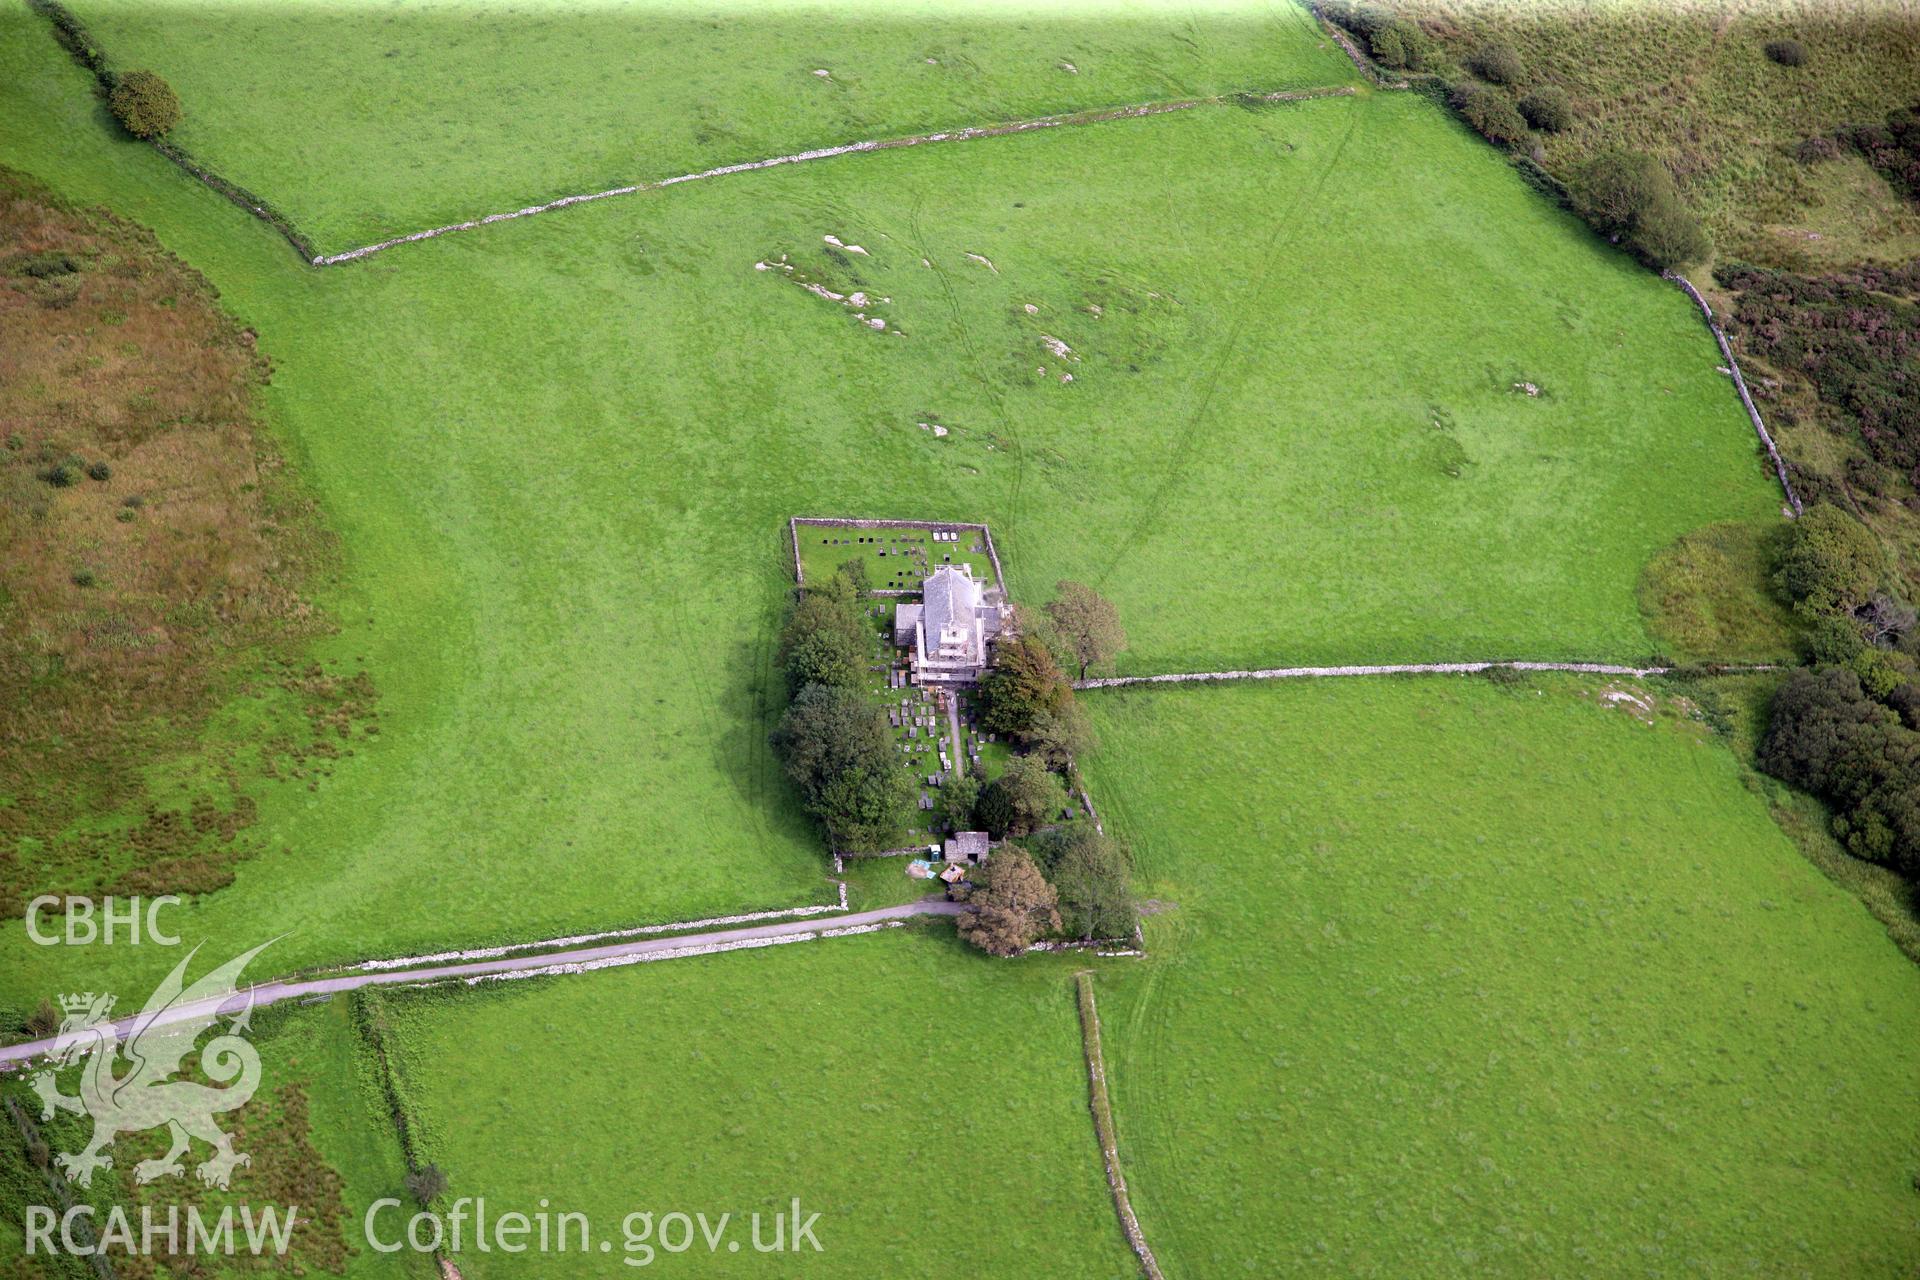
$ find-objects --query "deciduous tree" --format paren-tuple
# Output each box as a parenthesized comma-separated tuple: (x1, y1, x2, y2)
(977, 633, 1070, 739)
(977, 756, 1069, 838)
(1032, 825, 1136, 941)
(1044, 581, 1127, 680)
(956, 849, 1061, 956)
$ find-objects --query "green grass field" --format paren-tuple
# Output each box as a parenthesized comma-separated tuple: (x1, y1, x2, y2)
(66, 0, 1359, 252)
(0, 4, 1783, 1001)
(4, 4, 1918, 1276)
(369, 924, 1136, 1278)
(1082, 676, 1920, 1276)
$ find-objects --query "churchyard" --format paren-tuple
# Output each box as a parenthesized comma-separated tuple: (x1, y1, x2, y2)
(795, 517, 1018, 853)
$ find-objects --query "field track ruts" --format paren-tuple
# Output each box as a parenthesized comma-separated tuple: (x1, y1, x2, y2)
(909, 199, 1029, 539)
(309, 85, 1357, 266)
(1093, 97, 1362, 588)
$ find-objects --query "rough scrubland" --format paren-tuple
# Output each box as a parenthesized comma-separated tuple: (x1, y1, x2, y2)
(1358, 0, 1920, 268)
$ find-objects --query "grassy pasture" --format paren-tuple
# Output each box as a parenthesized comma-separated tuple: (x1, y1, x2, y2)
(63, 0, 1359, 252)
(369, 924, 1136, 1278)
(0, 11, 1783, 1001)
(1082, 676, 1920, 1276)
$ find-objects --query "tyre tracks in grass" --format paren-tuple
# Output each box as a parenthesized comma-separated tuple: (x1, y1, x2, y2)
(1092, 96, 1362, 591)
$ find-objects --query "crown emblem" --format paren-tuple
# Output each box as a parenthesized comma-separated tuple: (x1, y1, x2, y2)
(58, 992, 109, 1014)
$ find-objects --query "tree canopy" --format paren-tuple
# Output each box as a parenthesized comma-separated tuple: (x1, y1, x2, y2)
(778, 566, 871, 695)
(1759, 666, 1920, 875)
(1773, 504, 1884, 619)
(1044, 581, 1126, 680)
(1031, 825, 1136, 942)
(976, 755, 1069, 838)
(956, 848, 1061, 956)
(1568, 150, 1709, 269)
(976, 632, 1071, 740)
(770, 683, 909, 851)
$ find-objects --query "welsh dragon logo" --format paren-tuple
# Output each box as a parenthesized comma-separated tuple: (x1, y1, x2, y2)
(29, 942, 273, 1191)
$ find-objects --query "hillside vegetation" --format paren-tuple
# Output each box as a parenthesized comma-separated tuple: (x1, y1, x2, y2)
(0, 166, 361, 927)
(1343, 0, 1920, 269)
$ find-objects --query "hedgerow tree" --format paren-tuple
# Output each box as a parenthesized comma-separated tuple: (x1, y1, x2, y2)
(956, 848, 1060, 956)
(976, 632, 1071, 739)
(108, 70, 180, 140)
(1452, 85, 1531, 148)
(1321, 2, 1431, 71)
(1567, 150, 1709, 269)
(1044, 580, 1126, 680)
(1031, 825, 1136, 942)
(406, 1163, 450, 1206)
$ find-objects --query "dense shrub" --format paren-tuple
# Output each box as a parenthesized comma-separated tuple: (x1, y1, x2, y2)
(1465, 41, 1527, 86)
(1773, 504, 1884, 617)
(108, 70, 180, 139)
(1451, 84, 1531, 148)
(1840, 103, 1920, 205)
(1761, 665, 1920, 877)
(1760, 667, 1889, 789)
(1321, 2, 1431, 71)
(1794, 135, 1842, 164)
(12, 250, 80, 278)
(1368, 18, 1432, 71)
(1030, 824, 1137, 941)
(1567, 150, 1709, 269)
(1764, 38, 1808, 67)
(1518, 86, 1573, 133)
